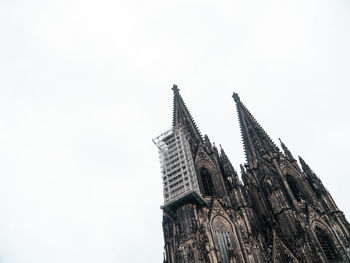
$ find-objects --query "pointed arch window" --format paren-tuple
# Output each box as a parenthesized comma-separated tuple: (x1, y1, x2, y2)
(200, 167, 214, 196)
(213, 217, 233, 263)
(314, 226, 338, 262)
(216, 230, 231, 263)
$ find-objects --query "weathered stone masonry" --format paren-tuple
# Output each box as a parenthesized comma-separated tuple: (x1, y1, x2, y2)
(153, 86, 350, 263)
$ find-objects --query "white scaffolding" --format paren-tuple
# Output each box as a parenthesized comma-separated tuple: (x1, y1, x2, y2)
(153, 125, 200, 205)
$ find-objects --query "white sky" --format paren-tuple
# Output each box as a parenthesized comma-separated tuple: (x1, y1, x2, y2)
(0, 0, 349, 262)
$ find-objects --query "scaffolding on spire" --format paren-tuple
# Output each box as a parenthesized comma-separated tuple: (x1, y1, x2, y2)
(153, 124, 201, 206)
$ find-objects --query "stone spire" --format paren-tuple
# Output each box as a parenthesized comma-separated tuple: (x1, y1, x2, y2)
(232, 93, 279, 164)
(172, 85, 202, 142)
(279, 138, 295, 161)
(298, 156, 312, 173)
(219, 144, 240, 186)
(299, 156, 327, 196)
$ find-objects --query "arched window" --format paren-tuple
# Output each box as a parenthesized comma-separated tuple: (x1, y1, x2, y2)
(213, 217, 233, 263)
(286, 174, 303, 202)
(200, 167, 214, 196)
(315, 226, 338, 262)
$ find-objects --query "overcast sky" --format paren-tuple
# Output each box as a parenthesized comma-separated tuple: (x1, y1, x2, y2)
(0, 0, 349, 262)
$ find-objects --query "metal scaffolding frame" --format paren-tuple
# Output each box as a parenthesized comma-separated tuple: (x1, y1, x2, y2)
(153, 125, 200, 205)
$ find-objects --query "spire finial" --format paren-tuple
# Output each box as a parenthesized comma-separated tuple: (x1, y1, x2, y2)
(279, 138, 295, 160)
(278, 138, 287, 149)
(298, 155, 310, 171)
(232, 92, 240, 102)
(172, 84, 180, 92)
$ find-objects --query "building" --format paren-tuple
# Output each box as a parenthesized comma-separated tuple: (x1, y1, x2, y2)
(153, 85, 350, 263)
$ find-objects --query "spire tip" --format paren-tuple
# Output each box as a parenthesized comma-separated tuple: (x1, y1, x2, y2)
(232, 92, 240, 102)
(172, 84, 180, 92)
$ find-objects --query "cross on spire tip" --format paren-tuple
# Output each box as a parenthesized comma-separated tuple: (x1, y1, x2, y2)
(232, 92, 240, 102)
(172, 84, 180, 92)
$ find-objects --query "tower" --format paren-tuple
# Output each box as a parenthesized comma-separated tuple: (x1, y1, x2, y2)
(153, 86, 350, 263)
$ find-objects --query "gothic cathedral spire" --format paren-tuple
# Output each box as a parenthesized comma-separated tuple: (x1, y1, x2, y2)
(172, 85, 202, 143)
(232, 92, 279, 164)
(154, 88, 350, 263)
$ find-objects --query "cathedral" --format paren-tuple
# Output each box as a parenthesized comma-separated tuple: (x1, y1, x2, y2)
(153, 85, 350, 263)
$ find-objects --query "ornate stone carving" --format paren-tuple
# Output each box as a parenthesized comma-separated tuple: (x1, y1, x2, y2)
(157, 89, 350, 263)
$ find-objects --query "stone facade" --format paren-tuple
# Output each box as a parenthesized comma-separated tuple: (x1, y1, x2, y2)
(155, 85, 350, 263)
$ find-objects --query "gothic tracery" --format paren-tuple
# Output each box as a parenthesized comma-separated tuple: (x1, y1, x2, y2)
(155, 87, 350, 263)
